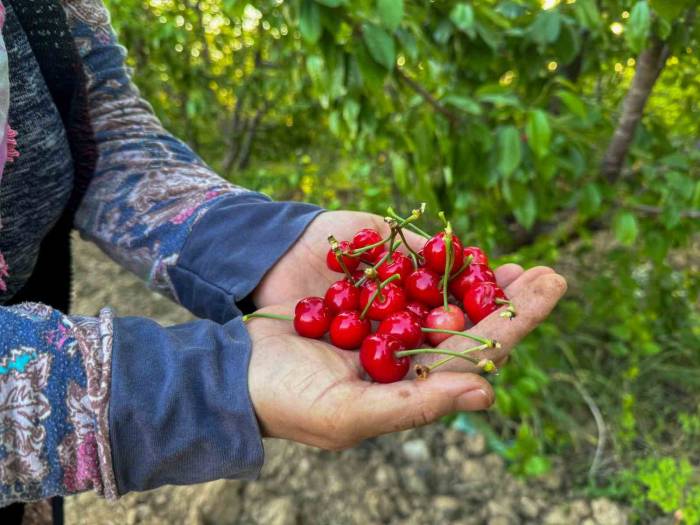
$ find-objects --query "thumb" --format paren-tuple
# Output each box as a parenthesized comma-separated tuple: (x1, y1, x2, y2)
(348, 372, 494, 440)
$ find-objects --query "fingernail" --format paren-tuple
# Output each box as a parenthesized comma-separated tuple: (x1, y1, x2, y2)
(457, 388, 493, 411)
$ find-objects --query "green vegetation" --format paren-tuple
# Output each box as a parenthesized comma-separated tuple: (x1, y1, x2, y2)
(106, 0, 699, 520)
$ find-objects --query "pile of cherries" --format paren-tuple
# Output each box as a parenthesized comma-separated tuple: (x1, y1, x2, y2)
(248, 207, 514, 383)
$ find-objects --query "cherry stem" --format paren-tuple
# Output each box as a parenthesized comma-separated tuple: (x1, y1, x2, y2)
(395, 347, 482, 364)
(495, 298, 517, 319)
(355, 240, 402, 288)
(386, 207, 431, 239)
(359, 273, 402, 320)
(420, 327, 499, 348)
(450, 255, 473, 280)
(427, 343, 490, 371)
(395, 226, 423, 263)
(441, 218, 453, 310)
(328, 234, 354, 281)
(242, 312, 293, 322)
(349, 237, 389, 257)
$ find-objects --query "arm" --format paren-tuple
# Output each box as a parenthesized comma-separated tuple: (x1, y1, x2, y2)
(65, 2, 322, 322)
(0, 303, 262, 506)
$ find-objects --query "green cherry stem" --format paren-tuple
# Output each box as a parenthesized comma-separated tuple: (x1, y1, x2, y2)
(328, 234, 354, 281)
(441, 218, 453, 310)
(360, 273, 401, 320)
(395, 226, 423, 263)
(427, 343, 491, 371)
(242, 312, 293, 322)
(420, 327, 500, 348)
(349, 237, 390, 257)
(395, 347, 482, 362)
(495, 298, 517, 319)
(355, 240, 402, 288)
(386, 207, 431, 239)
(450, 254, 473, 280)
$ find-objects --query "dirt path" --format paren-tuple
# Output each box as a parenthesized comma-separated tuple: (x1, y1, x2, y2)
(65, 236, 631, 525)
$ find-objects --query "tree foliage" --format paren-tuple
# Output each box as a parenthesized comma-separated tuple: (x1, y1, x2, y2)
(106, 0, 699, 515)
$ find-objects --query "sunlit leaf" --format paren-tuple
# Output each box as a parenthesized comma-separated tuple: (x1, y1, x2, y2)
(377, 0, 403, 32)
(362, 23, 395, 70)
(526, 110, 551, 159)
(497, 126, 522, 177)
(614, 212, 639, 245)
(450, 3, 475, 35)
(300, 0, 322, 43)
(626, 1, 651, 53)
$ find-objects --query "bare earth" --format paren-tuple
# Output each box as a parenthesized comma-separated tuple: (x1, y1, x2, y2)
(65, 235, 632, 525)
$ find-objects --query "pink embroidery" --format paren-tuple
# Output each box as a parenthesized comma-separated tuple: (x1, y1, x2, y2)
(0, 251, 9, 292)
(5, 125, 18, 163)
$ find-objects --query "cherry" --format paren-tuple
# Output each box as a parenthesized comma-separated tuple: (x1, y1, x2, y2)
(326, 240, 360, 273)
(293, 297, 331, 338)
(377, 252, 412, 282)
(449, 264, 497, 299)
(463, 282, 508, 324)
(329, 311, 371, 350)
(423, 305, 466, 346)
(351, 228, 384, 263)
(405, 301, 430, 322)
(377, 311, 424, 349)
(359, 281, 407, 321)
(423, 232, 464, 275)
(360, 333, 410, 383)
(405, 268, 443, 307)
(324, 279, 360, 315)
(463, 246, 489, 266)
(348, 269, 365, 284)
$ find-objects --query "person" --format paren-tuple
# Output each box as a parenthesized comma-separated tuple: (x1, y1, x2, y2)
(0, 0, 567, 521)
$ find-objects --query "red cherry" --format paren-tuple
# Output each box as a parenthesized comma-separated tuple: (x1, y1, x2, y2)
(463, 246, 489, 266)
(348, 270, 365, 284)
(423, 305, 466, 346)
(329, 311, 371, 350)
(463, 282, 507, 324)
(377, 252, 412, 282)
(405, 301, 430, 322)
(405, 268, 443, 307)
(324, 280, 360, 315)
(377, 311, 424, 349)
(359, 281, 407, 321)
(293, 297, 331, 338)
(360, 333, 410, 383)
(423, 232, 464, 275)
(326, 241, 361, 273)
(351, 228, 385, 263)
(449, 264, 497, 299)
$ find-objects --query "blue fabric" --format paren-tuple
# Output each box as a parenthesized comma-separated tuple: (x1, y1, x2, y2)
(170, 193, 323, 324)
(110, 316, 263, 492)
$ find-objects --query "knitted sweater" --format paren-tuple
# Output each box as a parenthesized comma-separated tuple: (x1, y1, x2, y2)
(0, 0, 322, 506)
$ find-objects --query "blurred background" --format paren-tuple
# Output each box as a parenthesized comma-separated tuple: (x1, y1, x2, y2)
(70, 0, 699, 523)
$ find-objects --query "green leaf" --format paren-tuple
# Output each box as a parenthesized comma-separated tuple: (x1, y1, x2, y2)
(579, 183, 601, 216)
(315, 0, 345, 6)
(613, 211, 639, 245)
(650, 0, 692, 24)
(300, 0, 322, 44)
(556, 90, 587, 119)
(442, 95, 482, 115)
(497, 126, 522, 177)
(555, 22, 582, 64)
(574, 0, 601, 31)
(450, 3, 475, 34)
(390, 152, 409, 192)
(626, 1, 651, 54)
(362, 23, 395, 70)
(377, 0, 403, 32)
(513, 190, 537, 230)
(526, 110, 551, 159)
(530, 11, 561, 46)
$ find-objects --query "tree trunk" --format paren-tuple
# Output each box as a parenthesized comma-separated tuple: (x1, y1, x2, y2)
(600, 40, 670, 182)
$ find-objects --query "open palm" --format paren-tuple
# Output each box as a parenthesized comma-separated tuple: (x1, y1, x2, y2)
(247, 260, 567, 448)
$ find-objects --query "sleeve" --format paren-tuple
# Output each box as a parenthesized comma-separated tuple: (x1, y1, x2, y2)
(65, 2, 323, 322)
(0, 303, 263, 506)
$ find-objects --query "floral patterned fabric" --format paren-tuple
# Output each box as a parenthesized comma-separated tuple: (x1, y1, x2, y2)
(0, 0, 273, 507)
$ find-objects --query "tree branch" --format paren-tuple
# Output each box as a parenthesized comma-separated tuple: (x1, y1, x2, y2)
(395, 68, 461, 126)
(601, 39, 670, 182)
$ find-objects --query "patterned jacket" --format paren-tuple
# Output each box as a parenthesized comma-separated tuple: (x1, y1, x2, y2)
(0, 0, 321, 506)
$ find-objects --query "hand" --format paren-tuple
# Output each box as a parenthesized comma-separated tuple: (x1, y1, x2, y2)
(246, 266, 566, 450)
(252, 210, 426, 308)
